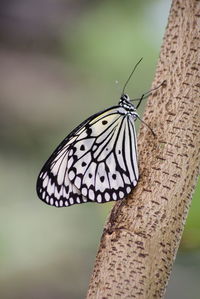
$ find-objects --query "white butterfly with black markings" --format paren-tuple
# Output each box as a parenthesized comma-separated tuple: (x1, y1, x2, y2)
(36, 59, 162, 207)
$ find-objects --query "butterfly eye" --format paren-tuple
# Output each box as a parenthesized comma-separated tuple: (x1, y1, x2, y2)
(121, 94, 128, 101)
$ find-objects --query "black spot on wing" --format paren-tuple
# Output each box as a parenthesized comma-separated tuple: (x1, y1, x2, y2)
(102, 120, 108, 125)
(80, 144, 85, 151)
(100, 176, 105, 183)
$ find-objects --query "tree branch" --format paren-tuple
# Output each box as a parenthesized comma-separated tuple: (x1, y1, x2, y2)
(86, 0, 200, 298)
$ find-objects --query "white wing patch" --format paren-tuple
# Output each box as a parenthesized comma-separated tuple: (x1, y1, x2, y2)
(36, 105, 139, 207)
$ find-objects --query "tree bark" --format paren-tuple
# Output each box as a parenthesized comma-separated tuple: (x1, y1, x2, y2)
(86, 0, 200, 298)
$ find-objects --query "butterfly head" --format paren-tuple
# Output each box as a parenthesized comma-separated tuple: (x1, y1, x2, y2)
(118, 94, 138, 120)
(119, 94, 136, 110)
(120, 93, 129, 101)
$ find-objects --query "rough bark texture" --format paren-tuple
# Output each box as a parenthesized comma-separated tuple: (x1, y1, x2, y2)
(86, 0, 200, 298)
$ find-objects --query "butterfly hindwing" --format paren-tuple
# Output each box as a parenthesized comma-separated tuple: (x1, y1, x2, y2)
(37, 141, 88, 207)
(36, 107, 122, 207)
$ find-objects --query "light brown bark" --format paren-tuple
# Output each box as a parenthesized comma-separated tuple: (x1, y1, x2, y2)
(86, 0, 200, 298)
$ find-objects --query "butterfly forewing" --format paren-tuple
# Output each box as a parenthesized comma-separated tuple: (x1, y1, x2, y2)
(37, 98, 139, 207)
(68, 110, 138, 203)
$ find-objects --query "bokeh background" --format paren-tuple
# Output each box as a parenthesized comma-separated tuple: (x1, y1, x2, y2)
(0, 0, 199, 298)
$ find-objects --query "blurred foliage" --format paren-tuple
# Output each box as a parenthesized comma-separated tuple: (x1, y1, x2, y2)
(0, 0, 199, 298)
(64, 0, 167, 85)
(181, 179, 200, 250)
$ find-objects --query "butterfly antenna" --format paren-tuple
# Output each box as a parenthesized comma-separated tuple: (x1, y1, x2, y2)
(140, 80, 166, 99)
(122, 58, 143, 95)
(134, 80, 166, 109)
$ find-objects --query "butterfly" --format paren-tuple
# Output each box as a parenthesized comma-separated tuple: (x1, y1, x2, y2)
(36, 59, 162, 207)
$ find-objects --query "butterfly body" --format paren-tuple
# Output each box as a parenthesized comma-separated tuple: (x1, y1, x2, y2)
(37, 94, 139, 207)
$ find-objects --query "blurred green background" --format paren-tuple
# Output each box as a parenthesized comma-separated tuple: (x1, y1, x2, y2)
(0, 0, 199, 298)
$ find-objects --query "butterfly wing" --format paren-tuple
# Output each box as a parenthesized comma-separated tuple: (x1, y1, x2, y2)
(37, 105, 139, 207)
(37, 106, 119, 207)
(37, 141, 88, 207)
(68, 109, 139, 203)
